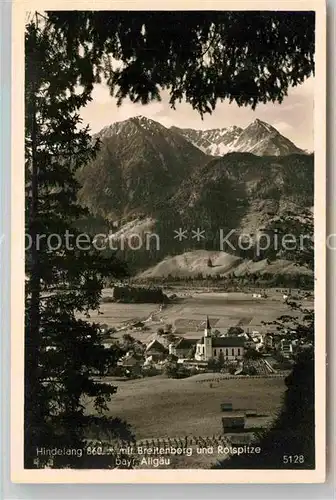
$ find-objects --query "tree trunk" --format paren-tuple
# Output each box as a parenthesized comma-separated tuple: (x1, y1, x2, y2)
(24, 58, 41, 468)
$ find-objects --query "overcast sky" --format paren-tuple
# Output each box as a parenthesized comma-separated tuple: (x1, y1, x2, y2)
(80, 77, 314, 151)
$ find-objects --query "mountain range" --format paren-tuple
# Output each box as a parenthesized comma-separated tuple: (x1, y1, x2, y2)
(76, 116, 313, 276)
(171, 118, 305, 156)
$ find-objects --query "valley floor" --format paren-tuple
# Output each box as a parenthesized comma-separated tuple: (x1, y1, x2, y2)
(79, 287, 313, 342)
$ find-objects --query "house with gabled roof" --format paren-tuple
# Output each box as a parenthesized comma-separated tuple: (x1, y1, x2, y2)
(169, 337, 198, 359)
(145, 339, 168, 361)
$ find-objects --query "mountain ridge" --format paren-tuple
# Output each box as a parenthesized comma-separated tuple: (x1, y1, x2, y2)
(172, 118, 306, 157)
(76, 116, 313, 276)
(78, 115, 208, 220)
(78, 116, 312, 227)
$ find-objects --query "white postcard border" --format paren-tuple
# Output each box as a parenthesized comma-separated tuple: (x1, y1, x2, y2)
(11, 0, 326, 483)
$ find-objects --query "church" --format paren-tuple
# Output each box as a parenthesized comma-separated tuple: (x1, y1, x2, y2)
(195, 316, 245, 362)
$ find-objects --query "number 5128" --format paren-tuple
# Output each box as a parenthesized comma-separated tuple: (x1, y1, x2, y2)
(283, 455, 305, 464)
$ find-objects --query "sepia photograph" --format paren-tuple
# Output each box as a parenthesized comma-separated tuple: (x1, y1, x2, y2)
(11, 2, 326, 483)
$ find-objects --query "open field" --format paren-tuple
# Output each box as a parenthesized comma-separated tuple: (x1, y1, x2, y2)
(83, 373, 286, 468)
(85, 375, 285, 440)
(78, 288, 313, 343)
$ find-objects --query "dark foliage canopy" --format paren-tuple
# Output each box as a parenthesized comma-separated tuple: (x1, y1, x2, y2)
(47, 11, 315, 114)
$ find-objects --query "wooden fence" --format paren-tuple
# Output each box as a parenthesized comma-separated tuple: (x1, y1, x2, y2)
(195, 373, 288, 384)
(85, 434, 232, 450)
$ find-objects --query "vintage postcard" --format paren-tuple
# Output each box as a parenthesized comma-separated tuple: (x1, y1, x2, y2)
(11, 0, 326, 483)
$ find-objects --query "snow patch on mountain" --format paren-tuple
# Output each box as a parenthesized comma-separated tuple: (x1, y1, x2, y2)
(170, 125, 243, 156)
(172, 119, 306, 157)
(94, 115, 307, 159)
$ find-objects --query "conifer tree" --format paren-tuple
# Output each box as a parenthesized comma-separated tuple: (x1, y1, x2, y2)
(25, 16, 131, 468)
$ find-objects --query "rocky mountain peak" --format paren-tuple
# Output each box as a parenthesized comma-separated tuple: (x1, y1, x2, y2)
(246, 118, 277, 134)
(173, 119, 305, 157)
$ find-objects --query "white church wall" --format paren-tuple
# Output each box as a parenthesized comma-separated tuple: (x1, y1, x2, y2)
(212, 346, 244, 361)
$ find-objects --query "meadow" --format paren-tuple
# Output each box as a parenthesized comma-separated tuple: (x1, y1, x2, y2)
(85, 374, 285, 440)
(79, 288, 311, 343)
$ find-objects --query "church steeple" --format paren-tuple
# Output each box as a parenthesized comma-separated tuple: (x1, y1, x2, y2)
(204, 316, 212, 358)
(204, 316, 212, 337)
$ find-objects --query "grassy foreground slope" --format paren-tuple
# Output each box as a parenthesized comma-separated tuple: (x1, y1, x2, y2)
(85, 375, 285, 440)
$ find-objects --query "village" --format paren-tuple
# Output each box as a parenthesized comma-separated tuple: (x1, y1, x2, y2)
(95, 285, 314, 380)
(108, 316, 299, 378)
(77, 283, 314, 467)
